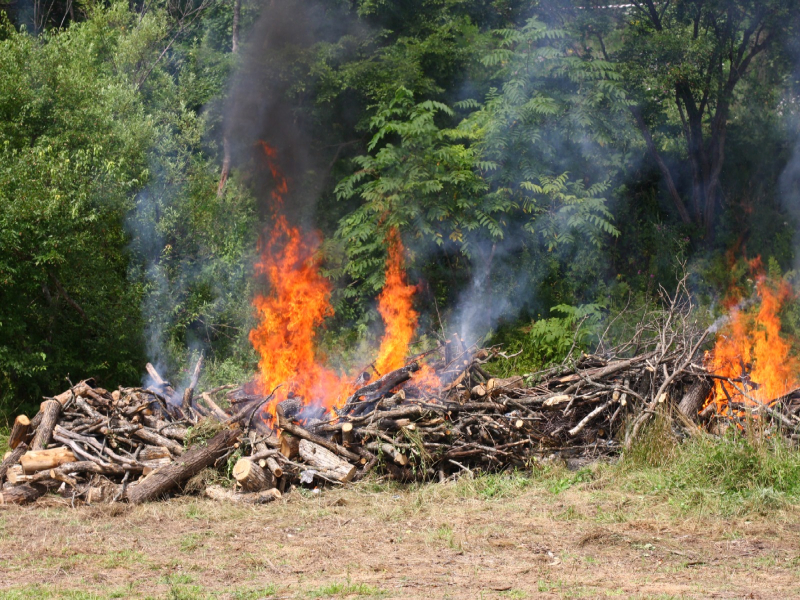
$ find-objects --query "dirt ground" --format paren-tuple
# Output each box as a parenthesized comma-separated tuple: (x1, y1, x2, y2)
(1, 475, 799, 600)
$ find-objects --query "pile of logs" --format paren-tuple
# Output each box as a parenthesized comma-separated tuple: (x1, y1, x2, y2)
(0, 328, 715, 506)
(5, 274, 800, 506)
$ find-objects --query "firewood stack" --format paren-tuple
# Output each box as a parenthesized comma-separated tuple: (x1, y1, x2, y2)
(6, 273, 800, 507)
(0, 328, 714, 506)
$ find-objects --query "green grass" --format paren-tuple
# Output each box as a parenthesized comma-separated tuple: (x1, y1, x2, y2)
(304, 581, 387, 598)
(0, 422, 9, 455)
(618, 414, 800, 515)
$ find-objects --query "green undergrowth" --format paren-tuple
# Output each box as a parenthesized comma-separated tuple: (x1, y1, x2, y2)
(0, 423, 8, 455)
(616, 416, 800, 515)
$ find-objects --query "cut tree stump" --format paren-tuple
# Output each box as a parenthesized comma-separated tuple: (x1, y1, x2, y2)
(298, 439, 356, 482)
(125, 427, 240, 504)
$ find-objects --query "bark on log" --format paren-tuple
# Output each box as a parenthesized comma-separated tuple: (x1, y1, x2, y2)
(278, 411, 361, 462)
(0, 442, 27, 484)
(200, 392, 230, 422)
(678, 379, 712, 421)
(182, 354, 204, 412)
(52, 382, 90, 406)
(265, 457, 283, 478)
(9, 415, 30, 450)
(141, 416, 188, 442)
(232, 458, 275, 492)
(0, 484, 46, 505)
(31, 400, 61, 451)
(298, 439, 356, 482)
(204, 484, 281, 504)
(277, 397, 303, 420)
(345, 363, 420, 406)
(133, 428, 184, 456)
(125, 428, 240, 504)
(20, 447, 77, 474)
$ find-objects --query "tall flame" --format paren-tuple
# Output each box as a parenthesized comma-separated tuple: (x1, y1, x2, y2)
(706, 263, 800, 414)
(374, 228, 418, 375)
(249, 144, 425, 425)
(249, 144, 349, 424)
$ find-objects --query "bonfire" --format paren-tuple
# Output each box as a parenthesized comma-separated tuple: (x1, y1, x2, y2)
(4, 152, 800, 506)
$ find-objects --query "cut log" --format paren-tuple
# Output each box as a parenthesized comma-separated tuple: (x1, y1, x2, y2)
(678, 379, 713, 421)
(141, 416, 188, 442)
(52, 382, 90, 406)
(200, 392, 230, 422)
(492, 376, 525, 392)
(232, 458, 275, 492)
(0, 442, 27, 484)
(298, 439, 356, 482)
(204, 484, 281, 504)
(9, 415, 31, 450)
(277, 397, 303, 420)
(146, 363, 176, 398)
(381, 443, 409, 466)
(0, 484, 46, 505)
(345, 363, 420, 407)
(265, 457, 283, 478)
(30, 400, 61, 451)
(6, 465, 30, 484)
(20, 447, 77, 474)
(471, 384, 486, 399)
(278, 412, 361, 462)
(341, 422, 354, 447)
(279, 432, 300, 459)
(125, 427, 240, 504)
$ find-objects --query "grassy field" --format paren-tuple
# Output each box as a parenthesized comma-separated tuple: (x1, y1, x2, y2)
(2, 423, 800, 599)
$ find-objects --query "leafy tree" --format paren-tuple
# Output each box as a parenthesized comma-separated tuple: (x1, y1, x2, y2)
(0, 8, 154, 409)
(585, 0, 800, 236)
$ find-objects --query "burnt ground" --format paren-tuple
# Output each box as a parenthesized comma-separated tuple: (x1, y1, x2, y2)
(1, 472, 799, 600)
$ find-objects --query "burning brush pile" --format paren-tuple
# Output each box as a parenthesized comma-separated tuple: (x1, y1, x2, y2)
(4, 150, 800, 506)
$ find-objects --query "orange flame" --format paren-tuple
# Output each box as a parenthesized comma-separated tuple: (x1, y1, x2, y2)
(374, 228, 418, 375)
(706, 263, 800, 416)
(249, 145, 349, 424)
(249, 145, 430, 426)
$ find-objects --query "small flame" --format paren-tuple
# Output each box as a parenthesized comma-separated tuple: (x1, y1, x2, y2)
(706, 260, 800, 416)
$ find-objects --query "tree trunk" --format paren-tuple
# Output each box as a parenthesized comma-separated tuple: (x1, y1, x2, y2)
(125, 428, 240, 504)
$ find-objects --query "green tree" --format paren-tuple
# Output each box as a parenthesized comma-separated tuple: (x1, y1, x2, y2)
(587, 0, 799, 236)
